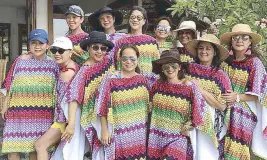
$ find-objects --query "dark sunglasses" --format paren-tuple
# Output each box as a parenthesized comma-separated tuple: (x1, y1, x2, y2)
(90, 45, 109, 52)
(121, 56, 137, 62)
(232, 35, 251, 41)
(162, 63, 179, 71)
(50, 48, 67, 54)
(156, 25, 171, 32)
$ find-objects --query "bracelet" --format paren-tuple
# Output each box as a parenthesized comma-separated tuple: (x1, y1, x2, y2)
(236, 94, 240, 102)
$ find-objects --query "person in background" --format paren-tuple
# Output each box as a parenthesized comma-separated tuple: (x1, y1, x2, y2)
(88, 7, 126, 66)
(34, 37, 79, 160)
(173, 20, 197, 62)
(0, 29, 59, 160)
(220, 24, 267, 160)
(65, 5, 89, 65)
(154, 16, 174, 53)
(147, 49, 205, 159)
(96, 44, 149, 160)
(184, 34, 232, 160)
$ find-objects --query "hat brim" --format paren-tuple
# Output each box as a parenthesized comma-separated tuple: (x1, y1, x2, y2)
(80, 39, 114, 52)
(88, 10, 123, 30)
(65, 11, 82, 17)
(185, 39, 229, 61)
(152, 57, 181, 74)
(29, 37, 48, 44)
(221, 31, 262, 45)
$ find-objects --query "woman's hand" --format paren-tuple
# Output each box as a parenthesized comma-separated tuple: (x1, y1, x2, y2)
(1, 96, 9, 120)
(101, 129, 111, 146)
(61, 123, 75, 142)
(181, 125, 192, 137)
(222, 90, 237, 103)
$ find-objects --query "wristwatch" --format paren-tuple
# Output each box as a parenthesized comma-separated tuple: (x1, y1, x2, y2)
(236, 94, 240, 102)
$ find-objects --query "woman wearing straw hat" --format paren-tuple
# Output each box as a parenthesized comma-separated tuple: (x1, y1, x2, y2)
(62, 31, 115, 160)
(173, 20, 198, 62)
(147, 49, 206, 159)
(88, 7, 126, 66)
(220, 24, 267, 159)
(184, 34, 232, 160)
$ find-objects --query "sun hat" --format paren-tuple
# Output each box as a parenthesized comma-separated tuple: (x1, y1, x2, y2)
(173, 21, 197, 38)
(29, 29, 49, 43)
(185, 34, 229, 61)
(220, 24, 262, 45)
(65, 5, 84, 17)
(80, 31, 114, 51)
(51, 37, 73, 50)
(88, 7, 123, 30)
(152, 49, 182, 74)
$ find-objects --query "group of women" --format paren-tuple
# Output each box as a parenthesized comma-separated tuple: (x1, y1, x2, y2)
(0, 4, 266, 160)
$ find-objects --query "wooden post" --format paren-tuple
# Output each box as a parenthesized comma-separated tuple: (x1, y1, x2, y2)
(48, 0, 53, 43)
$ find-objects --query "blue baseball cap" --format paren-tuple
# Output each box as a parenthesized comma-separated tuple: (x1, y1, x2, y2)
(29, 29, 49, 43)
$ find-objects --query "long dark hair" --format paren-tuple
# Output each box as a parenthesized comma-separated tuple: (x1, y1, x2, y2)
(128, 6, 148, 34)
(159, 62, 188, 81)
(195, 42, 221, 69)
(119, 44, 141, 73)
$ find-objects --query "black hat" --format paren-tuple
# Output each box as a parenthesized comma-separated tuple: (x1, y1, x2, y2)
(80, 31, 114, 51)
(88, 7, 123, 30)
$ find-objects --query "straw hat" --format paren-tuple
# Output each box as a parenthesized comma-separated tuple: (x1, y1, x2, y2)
(173, 21, 197, 38)
(152, 49, 182, 74)
(220, 24, 262, 45)
(185, 34, 229, 61)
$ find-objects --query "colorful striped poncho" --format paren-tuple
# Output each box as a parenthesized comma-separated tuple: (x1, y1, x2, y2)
(96, 71, 149, 160)
(67, 32, 89, 65)
(185, 63, 232, 159)
(114, 34, 160, 86)
(221, 56, 267, 159)
(158, 41, 174, 54)
(65, 56, 114, 159)
(147, 80, 205, 160)
(1, 56, 59, 153)
(178, 47, 195, 63)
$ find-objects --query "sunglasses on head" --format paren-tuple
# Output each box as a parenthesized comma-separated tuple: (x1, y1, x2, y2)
(232, 35, 251, 41)
(162, 63, 179, 71)
(90, 45, 109, 52)
(121, 56, 137, 62)
(50, 48, 67, 54)
(156, 25, 171, 32)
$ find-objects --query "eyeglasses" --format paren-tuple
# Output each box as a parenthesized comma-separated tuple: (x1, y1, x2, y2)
(50, 48, 67, 54)
(99, 15, 113, 22)
(129, 15, 144, 21)
(90, 45, 109, 52)
(162, 63, 179, 71)
(156, 25, 171, 32)
(121, 56, 137, 62)
(232, 35, 251, 41)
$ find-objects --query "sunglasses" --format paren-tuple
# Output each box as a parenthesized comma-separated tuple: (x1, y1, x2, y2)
(121, 56, 137, 62)
(130, 15, 144, 21)
(232, 35, 251, 41)
(156, 25, 171, 32)
(90, 45, 109, 52)
(162, 63, 179, 71)
(50, 48, 67, 54)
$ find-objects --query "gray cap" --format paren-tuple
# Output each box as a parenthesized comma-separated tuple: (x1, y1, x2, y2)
(65, 5, 84, 17)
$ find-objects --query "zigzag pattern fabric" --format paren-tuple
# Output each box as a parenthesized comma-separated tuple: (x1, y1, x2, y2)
(96, 72, 149, 160)
(147, 80, 205, 160)
(158, 41, 174, 54)
(178, 47, 195, 63)
(221, 56, 267, 160)
(66, 56, 114, 159)
(1, 56, 58, 153)
(114, 34, 160, 85)
(67, 32, 89, 65)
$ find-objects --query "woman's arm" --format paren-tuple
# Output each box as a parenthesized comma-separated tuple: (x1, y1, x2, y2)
(100, 116, 111, 146)
(201, 89, 227, 111)
(222, 90, 258, 103)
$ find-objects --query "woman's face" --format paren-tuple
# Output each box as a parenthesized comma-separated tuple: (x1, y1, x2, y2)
(51, 47, 72, 65)
(197, 41, 215, 66)
(231, 34, 252, 53)
(120, 47, 138, 73)
(99, 13, 115, 30)
(129, 10, 145, 32)
(29, 40, 48, 58)
(162, 63, 180, 80)
(155, 20, 171, 40)
(178, 29, 195, 45)
(66, 14, 84, 30)
(88, 43, 108, 63)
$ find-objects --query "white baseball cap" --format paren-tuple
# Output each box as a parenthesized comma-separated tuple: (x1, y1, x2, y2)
(51, 37, 73, 50)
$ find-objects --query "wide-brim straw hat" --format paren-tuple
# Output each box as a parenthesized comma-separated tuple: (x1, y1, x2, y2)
(185, 34, 229, 61)
(221, 24, 262, 45)
(152, 49, 182, 74)
(173, 21, 197, 39)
